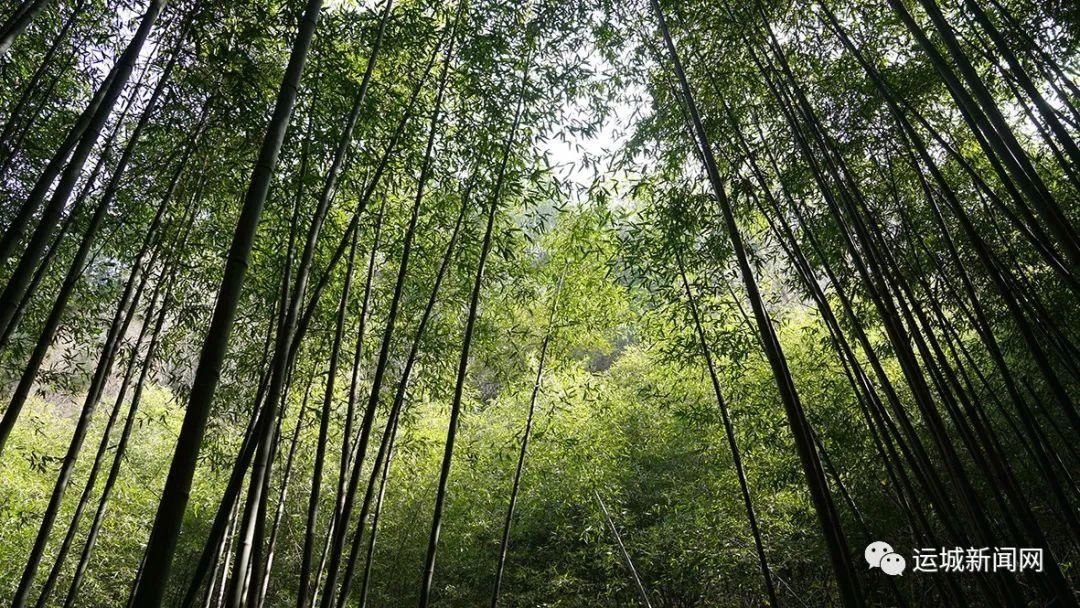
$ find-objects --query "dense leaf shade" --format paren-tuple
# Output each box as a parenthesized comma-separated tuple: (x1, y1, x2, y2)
(0, 0, 1077, 606)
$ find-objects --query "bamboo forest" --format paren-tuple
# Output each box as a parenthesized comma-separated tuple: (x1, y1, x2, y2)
(1, 0, 1079, 605)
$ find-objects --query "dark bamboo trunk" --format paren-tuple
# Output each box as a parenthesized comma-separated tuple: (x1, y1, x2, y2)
(0, 81, 146, 457)
(295, 5, 392, 602)
(34, 227, 185, 608)
(179, 40, 436, 608)
(255, 404, 306, 608)
(317, 17, 458, 607)
(356, 414, 396, 608)
(886, 0, 1080, 268)
(332, 204, 382, 531)
(652, 4, 863, 605)
(131, 0, 323, 602)
(490, 271, 563, 608)
(418, 19, 524, 605)
(0, 0, 169, 331)
(0, 0, 51, 56)
(225, 87, 324, 608)
(0, 17, 185, 471)
(334, 186, 469, 608)
(297, 218, 361, 608)
(675, 251, 781, 607)
(0, 0, 82, 164)
(62, 264, 176, 608)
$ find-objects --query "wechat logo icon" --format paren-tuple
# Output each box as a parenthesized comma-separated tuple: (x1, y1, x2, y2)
(866, 541, 906, 576)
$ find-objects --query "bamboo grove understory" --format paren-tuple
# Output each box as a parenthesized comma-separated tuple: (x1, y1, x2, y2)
(0, 0, 1078, 605)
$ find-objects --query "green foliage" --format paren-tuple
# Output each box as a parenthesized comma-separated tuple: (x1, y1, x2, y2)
(0, 0, 1077, 605)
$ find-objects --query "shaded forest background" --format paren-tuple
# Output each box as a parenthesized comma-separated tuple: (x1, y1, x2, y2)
(0, 0, 1077, 606)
